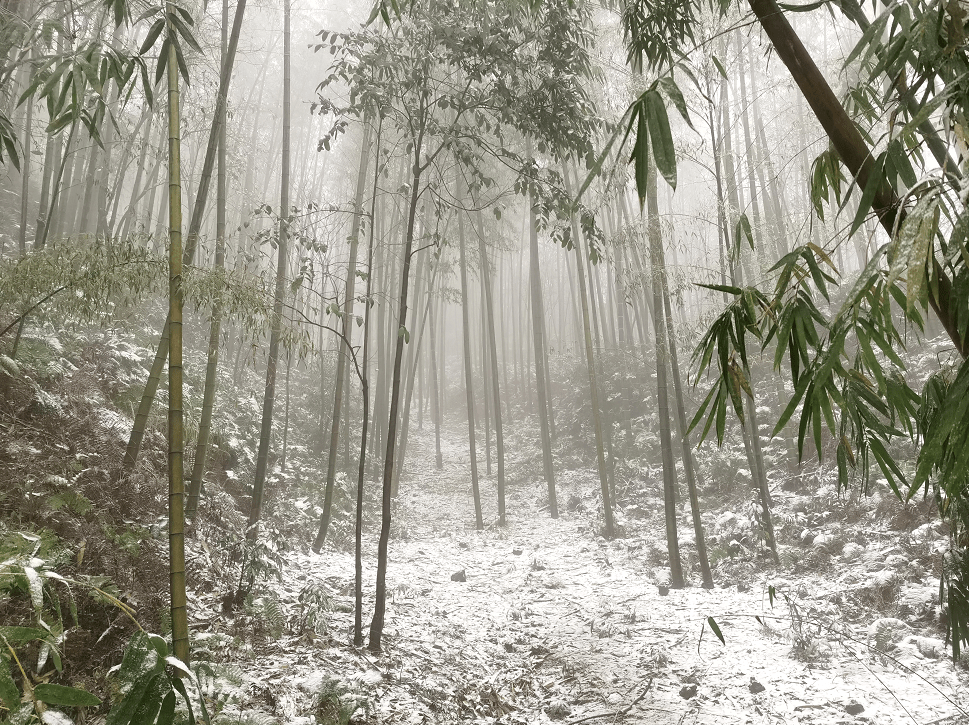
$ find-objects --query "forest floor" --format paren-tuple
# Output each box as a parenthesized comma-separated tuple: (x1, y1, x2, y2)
(197, 428, 969, 725)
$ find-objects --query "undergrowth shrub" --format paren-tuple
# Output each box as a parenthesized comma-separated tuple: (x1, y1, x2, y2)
(313, 677, 368, 725)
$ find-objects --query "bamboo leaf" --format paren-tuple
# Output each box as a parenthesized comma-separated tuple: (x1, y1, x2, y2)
(696, 282, 742, 295)
(0, 652, 20, 710)
(154, 36, 171, 86)
(139, 18, 166, 55)
(707, 616, 726, 645)
(169, 12, 202, 55)
(658, 76, 693, 129)
(0, 626, 47, 643)
(633, 103, 649, 207)
(734, 213, 753, 253)
(645, 90, 676, 190)
(156, 691, 177, 725)
(845, 8, 891, 67)
(172, 36, 191, 86)
(711, 55, 728, 79)
(849, 153, 886, 237)
(23, 567, 44, 619)
(34, 684, 101, 708)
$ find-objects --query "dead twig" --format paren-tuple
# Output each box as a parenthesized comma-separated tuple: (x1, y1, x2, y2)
(566, 677, 653, 725)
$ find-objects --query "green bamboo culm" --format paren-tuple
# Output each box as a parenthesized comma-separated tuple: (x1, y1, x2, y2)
(166, 10, 190, 666)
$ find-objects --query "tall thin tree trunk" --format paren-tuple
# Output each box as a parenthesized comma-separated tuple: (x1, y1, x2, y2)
(528, 193, 557, 517)
(459, 206, 483, 530)
(313, 124, 372, 552)
(17, 73, 33, 254)
(563, 165, 613, 537)
(354, 124, 380, 646)
(115, 110, 154, 238)
(644, 162, 684, 587)
(659, 220, 713, 588)
(122, 0, 249, 469)
(33, 129, 57, 250)
(392, 246, 433, 497)
(369, 139, 424, 653)
(35, 122, 77, 250)
(428, 289, 443, 469)
(246, 0, 289, 544)
(186, 0, 230, 520)
(477, 211, 505, 524)
(165, 13, 189, 667)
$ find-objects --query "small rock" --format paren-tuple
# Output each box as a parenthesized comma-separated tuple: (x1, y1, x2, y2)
(545, 700, 571, 720)
(844, 700, 865, 715)
(748, 677, 765, 694)
(606, 693, 622, 706)
(512, 547, 523, 555)
(451, 569, 466, 582)
(679, 684, 698, 700)
(657, 585, 669, 596)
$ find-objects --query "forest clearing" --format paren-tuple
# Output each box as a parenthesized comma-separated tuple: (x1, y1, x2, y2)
(2, 0, 969, 723)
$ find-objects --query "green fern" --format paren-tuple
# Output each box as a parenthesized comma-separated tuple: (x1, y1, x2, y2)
(248, 596, 285, 640)
(314, 678, 368, 725)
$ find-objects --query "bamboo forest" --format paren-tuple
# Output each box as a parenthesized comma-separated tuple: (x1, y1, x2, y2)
(1, 0, 969, 722)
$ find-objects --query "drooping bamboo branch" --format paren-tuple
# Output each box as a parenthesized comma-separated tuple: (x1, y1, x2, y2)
(748, 0, 966, 359)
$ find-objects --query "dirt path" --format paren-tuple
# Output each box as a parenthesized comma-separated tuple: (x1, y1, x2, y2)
(253, 429, 967, 725)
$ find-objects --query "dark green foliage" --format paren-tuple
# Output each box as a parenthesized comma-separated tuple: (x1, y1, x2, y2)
(608, 0, 969, 658)
(106, 631, 209, 725)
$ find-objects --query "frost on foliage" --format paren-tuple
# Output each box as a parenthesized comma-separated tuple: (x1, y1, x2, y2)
(40, 711, 72, 725)
(97, 408, 132, 440)
(0, 354, 21, 378)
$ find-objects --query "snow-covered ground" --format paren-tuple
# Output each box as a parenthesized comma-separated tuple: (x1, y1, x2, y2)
(195, 429, 968, 724)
